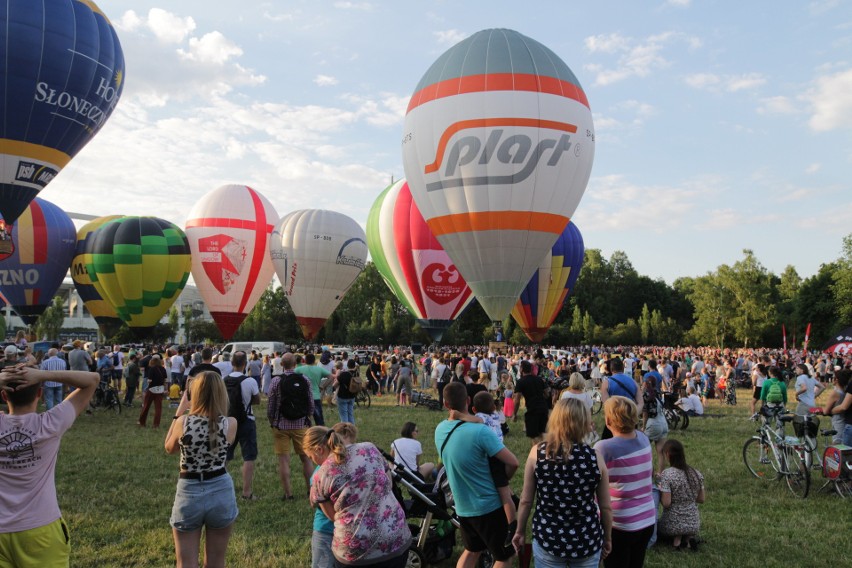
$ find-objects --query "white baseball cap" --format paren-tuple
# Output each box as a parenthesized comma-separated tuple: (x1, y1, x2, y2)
(4, 345, 18, 358)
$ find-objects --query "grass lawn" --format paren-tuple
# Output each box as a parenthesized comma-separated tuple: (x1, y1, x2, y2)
(55, 384, 847, 567)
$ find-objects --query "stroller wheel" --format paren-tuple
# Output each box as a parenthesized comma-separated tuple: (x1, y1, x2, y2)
(406, 545, 425, 568)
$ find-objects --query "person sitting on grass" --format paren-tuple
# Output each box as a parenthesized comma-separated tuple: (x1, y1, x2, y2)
(0, 364, 99, 568)
(449, 390, 518, 549)
(658, 439, 705, 551)
(676, 386, 704, 416)
(391, 421, 436, 482)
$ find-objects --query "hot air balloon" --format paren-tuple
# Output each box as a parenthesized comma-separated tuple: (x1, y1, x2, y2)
(0, 0, 125, 228)
(367, 179, 474, 342)
(270, 210, 367, 341)
(402, 28, 595, 324)
(511, 221, 584, 343)
(70, 215, 124, 336)
(0, 198, 76, 325)
(86, 217, 191, 336)
(185, 185, 278, 340)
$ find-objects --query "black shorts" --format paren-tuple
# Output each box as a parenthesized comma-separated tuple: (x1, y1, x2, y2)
(457, 507, 514, 561)
(753, 386, 762, 400)
(226, 420, 258, 462)
(524, 410, 548, 439)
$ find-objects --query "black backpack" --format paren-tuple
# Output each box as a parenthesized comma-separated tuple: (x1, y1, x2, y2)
(225, 374, 249, 424)
(278, 373, 311, 421)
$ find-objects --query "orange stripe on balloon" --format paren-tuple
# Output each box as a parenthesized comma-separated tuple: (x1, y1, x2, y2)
(407, 73, 590, 113)
(427, 212, 568, 237)
(0, 139, 71, 167)
(424, 118, 577, 175)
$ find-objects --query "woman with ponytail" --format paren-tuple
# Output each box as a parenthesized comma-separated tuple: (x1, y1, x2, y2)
(658, 439, 705, 551)
(305, 426, 408, 567)
(165, 371, 239, 568)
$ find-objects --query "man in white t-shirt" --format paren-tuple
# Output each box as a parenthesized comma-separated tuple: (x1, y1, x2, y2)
(676, 387, 704, 416)
(0, 365, 99, 566)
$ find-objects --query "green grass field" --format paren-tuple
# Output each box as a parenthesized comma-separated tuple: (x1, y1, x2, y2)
(55, 385, 848, 567)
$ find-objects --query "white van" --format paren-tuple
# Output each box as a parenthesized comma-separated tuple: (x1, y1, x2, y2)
(220, 341, 285, 357)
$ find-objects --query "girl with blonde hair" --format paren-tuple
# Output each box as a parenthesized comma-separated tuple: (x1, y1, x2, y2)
(165, 371, 239, 568)
(513, 398, 613, 567)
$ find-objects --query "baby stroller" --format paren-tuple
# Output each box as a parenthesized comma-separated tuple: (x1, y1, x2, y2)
(381, 450, 495, 567)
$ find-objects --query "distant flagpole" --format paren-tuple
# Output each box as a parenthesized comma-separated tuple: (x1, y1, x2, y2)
(803, 322, 812, 352)
(782, 324, 787, 351)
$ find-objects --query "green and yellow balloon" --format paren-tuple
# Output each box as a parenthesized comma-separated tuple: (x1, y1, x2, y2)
(86, 216, 191, 336)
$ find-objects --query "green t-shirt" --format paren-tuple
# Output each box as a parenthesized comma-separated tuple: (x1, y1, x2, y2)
(296, 364, 331, 400)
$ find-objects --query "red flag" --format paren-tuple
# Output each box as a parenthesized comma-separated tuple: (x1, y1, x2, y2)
(782, 324, 787, 351)
(803, 322, 812, 352)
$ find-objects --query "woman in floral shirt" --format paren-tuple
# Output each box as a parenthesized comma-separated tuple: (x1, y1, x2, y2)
(305, 426, 408, 567)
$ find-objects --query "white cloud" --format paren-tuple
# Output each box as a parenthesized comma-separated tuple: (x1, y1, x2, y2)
(179, 32, 243, 64)
(115, 10, 143, 32)
(685, 72, 765, 92)
(434, 29, 468, 46)
(147, 8, 196, 44)
(340, 93, 407, 127)
(806, 68, 852, 131)
(684, 73, 720, 89)
(262, 11, 296, 22)
(757, 96, 798, 115)
(583, 32, 700, 86)
(805, 163, 822, 173)
(334, 1, 374, 9)
(314, 75, 339, 87)
(667, 0, 692, 6)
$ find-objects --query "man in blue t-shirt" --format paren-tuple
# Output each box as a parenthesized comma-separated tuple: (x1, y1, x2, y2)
(435, 382, 518, 568)
(600, 357, 643, 439)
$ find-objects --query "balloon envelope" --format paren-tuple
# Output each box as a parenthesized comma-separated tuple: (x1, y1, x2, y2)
(402, 28, 594, 322)
(0, 0, 125, 224)
(71, 215, 123, 335)
(86, 217, 191, 334)
(270, 210, 367, 341)
(0, 198, 76, 325)
(366, 179, 474, 342)
(185, 184, 278, 340)
(511, 221, 584, 343)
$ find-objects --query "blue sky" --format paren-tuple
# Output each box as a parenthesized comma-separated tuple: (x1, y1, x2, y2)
(44, 0, 852, 284)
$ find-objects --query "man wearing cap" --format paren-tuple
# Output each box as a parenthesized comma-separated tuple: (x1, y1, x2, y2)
(0, 345, 24, 372)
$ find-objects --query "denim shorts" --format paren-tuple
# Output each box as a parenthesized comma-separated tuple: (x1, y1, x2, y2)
(170, 474, 239, 532)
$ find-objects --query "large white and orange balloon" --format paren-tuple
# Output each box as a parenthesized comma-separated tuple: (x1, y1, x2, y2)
(185, 185, 278, 340)
(270, 210, 367, 341)
(402, 28, 595, 322)
(367, 179, 474, 342)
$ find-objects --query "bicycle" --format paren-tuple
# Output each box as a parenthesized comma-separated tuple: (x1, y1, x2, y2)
(662, 392, 690, 431)
(588, 386, 602, 415)
(90, 379, 122, 414)
(743, 406, 809, 498)
(818, 428, 852, 498)
(354, 388, 371, 408)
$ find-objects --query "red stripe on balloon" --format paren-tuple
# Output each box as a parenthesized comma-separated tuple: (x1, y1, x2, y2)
(240, 187, 269, 314)
(30, 200, 47, 264)
(394, 185, 427, 318)
(407, 73, 589, 113)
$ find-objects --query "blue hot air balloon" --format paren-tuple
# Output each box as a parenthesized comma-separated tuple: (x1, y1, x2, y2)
(0, 0, 125, 229)
(511, 221, 585, 343)
(0, 198, 77, 325)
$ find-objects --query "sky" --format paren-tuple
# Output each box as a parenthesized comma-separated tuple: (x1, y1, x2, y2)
(40, 0, 852, 285)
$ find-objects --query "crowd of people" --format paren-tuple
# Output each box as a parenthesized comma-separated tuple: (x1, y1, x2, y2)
(1, 334, 850, 567)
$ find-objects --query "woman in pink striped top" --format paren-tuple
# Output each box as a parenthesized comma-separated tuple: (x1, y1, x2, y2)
(594, 396, 656, 568)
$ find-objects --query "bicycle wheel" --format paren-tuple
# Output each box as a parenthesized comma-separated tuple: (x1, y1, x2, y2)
(783, 446, 810, 498)
(360, 391, 371, 408)
(107, 390, 122, 414)
(835, 478, 852, 498)
(743, 437, 778, 480)
(591, 390, 602, 415)
(664, 408, 680, 431)
(676, 408, 689, 430)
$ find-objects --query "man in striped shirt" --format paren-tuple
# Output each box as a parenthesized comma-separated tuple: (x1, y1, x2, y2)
(40, 348, 68, 410)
